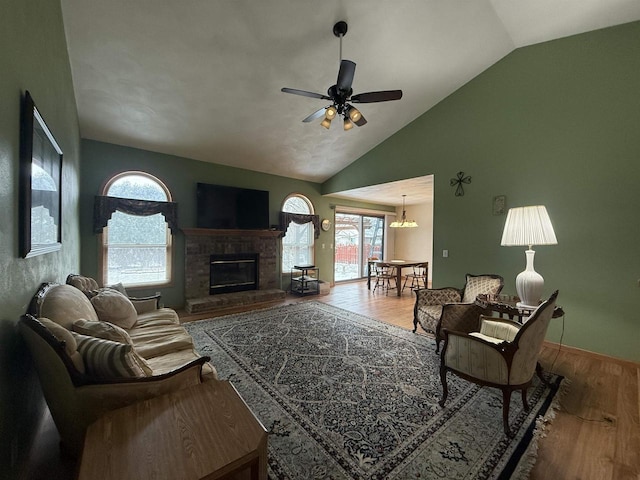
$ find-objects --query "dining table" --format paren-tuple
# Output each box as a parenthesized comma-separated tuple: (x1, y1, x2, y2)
(367, 259, 429, 297)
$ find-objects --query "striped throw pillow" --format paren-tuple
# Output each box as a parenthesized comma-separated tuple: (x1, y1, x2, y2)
(72, 333, 148, 379)
(72, 318, 133, 345)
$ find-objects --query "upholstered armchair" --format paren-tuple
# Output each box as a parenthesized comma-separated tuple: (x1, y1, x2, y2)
(413, 274, 504, 353)
(439, 291, 559, 436)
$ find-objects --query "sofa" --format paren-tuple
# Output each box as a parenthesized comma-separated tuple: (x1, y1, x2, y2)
(19, 276, 217, 456)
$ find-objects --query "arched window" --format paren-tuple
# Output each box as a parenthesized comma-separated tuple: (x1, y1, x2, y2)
(282, 194, 315, 271)
(99, 172, 173, 288)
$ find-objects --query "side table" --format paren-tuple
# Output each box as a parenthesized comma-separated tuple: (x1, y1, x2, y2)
(78, 380, 268, 480)
(475, 293, 564, 323)
(291, 265, 319, 296)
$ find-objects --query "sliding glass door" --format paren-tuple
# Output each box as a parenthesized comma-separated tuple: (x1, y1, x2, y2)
(334, 213, 384, 281)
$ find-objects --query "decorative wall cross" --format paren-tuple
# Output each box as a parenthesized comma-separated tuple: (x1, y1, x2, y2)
(450, 171, 472, 196)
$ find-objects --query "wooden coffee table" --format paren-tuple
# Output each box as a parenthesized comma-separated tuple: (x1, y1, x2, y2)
(78, 380, 268, 480)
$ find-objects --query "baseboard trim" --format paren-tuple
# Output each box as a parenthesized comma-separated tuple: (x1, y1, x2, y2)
(542, 339, 639, 368)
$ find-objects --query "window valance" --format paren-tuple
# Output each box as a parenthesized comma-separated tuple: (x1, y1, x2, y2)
(93, 195, 179, 234)
(279, 212, 320, 239)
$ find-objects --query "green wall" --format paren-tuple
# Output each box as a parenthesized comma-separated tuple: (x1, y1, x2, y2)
(323, 22, 640, 362)
(79, 139, 394, 307)
(0, 0, 81, 476)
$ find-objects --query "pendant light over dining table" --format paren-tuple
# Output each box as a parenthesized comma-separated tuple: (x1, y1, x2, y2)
(390, 195, 418, 228)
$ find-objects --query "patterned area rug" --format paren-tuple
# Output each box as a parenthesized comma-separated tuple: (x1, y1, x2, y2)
(184, 301, 562, 480)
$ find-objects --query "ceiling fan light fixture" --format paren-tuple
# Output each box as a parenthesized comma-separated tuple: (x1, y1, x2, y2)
(343, 117, 354, 131)
(281, 20, 402, 130)
(348, 106, 361, 122)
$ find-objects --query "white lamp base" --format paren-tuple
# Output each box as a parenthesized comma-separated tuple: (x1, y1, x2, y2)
(515, 249, 544, 308)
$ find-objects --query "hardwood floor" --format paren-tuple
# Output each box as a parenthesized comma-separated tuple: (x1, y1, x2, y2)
(178, 279, 420, 332)
(25, 281, 639, 480)
(322, 282, 640, 480)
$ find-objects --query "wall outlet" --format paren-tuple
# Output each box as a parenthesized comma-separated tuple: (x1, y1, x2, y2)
(443, 249, 449, 258)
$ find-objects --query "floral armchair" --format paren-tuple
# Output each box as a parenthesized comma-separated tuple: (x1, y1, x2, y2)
(413, 273, 504, 353)
(438, 291, 559, 436)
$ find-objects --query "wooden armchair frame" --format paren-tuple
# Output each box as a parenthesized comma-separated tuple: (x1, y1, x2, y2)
(439, 290, 559, 436)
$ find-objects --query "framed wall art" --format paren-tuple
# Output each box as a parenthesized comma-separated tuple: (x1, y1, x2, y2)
(492, 195, 506, 215)
(19, 91, 63, 258)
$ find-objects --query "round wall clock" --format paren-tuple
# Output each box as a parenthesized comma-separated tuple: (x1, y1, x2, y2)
(321, 218, 332, 231)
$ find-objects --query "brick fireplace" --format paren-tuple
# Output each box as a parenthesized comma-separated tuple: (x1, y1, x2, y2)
(183, 228, 285, 313)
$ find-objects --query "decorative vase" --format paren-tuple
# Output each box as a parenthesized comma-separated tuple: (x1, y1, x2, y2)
(515, 249, 544, 308)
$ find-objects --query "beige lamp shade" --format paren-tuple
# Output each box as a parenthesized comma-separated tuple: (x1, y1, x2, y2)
(501, 205, 557, 308)
(501, 205, 557, 247)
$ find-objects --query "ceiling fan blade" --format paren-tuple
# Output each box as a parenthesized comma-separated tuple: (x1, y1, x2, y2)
(350, 90, 403, 103)
(302, 107, 328, 123)
(336, 60, 356, 92)
(281, 88, 331, 100)
(354, 113, 367, 127)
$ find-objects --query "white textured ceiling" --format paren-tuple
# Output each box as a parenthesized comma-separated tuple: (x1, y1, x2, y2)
(327, 176, 434, 207)
(61, 0, 640, 191)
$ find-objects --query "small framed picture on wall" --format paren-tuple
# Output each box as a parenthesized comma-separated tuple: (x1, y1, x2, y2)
(492, 195, 506, 215)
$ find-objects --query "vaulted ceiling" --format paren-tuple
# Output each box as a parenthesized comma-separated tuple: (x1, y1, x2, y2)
(61, 0, 640, 190)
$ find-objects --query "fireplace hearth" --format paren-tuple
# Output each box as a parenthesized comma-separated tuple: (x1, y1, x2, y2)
(183, 228, 286, 313)
(210, 253, 258, 295)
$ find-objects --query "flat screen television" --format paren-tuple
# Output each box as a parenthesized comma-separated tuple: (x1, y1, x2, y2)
(196, 183, 270, 230)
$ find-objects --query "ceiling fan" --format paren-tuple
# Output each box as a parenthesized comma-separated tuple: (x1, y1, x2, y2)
(281, 21, 403, 131)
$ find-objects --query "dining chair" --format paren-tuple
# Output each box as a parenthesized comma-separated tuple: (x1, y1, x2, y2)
(402, 262, 428, 292)
(373, 265, 397, 294)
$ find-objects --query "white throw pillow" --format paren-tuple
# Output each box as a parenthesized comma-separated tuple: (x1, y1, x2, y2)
(90, 288, 137, 329)
(107, 282, 128, 297)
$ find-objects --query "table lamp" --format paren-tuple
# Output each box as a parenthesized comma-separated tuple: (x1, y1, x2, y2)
(500, 205, 557, 308)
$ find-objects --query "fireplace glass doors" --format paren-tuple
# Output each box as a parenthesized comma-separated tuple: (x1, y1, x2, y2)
(210, 253, 258, 294)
